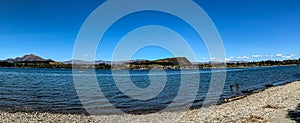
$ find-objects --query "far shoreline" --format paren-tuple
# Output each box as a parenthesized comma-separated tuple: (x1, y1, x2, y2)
(1, 54, 300, 70)
(0, 64, 299, 70)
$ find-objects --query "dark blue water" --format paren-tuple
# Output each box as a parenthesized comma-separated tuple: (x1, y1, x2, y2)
(0, 66, 300, 114)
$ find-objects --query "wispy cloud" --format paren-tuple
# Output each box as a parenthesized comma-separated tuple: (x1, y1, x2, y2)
(276, 54, 283, 57)
(203, 54, 296, 62)
(209, 57, 231, 62)
(236, 56, 250, 59)
(281, 54, 295, 59)
(225, 58, 231, 61)
(274, 54, 295, 59)
(252, 55, 262, 58)
(232, 54, 296, 60)
(283, 56, 292, 59)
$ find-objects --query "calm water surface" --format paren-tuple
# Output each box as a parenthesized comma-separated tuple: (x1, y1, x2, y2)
(0, 66, 300, 114)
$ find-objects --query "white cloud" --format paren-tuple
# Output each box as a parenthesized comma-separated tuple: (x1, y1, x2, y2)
(209, 57, 230, 62)
(210, 57, 216, 60)
(268, 54, 296, 59)
(236, 56, 250, 59)
(282, 54, 296, 59)
(207, 54, 297, 61)
(282, 56, 292, 59)
(252, 55, 262, 58)
(276, 54, 283, 57)
(225, 58, 231, 61)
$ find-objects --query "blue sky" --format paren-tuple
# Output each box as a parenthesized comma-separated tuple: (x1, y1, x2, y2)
(0, 0, 299, 62)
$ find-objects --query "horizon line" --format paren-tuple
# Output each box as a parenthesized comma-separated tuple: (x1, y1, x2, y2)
(1, 53, 299, 63)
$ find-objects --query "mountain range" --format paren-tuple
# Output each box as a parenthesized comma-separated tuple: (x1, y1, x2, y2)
(0, 54, 196, 65)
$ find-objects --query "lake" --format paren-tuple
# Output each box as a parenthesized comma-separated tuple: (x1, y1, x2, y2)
(0, 66, 300, 114)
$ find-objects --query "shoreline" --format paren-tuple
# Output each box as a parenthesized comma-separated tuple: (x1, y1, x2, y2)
(1, 81, 299, 122)
(0, 64, 299, 70)
(223, 79, 299, 103)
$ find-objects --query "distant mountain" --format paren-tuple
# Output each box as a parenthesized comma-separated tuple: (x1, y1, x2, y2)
(155, 57, 192, 65)
(94, 60, 111, 64)
(62, 59, 147, 65)
(0, 54, 192, 66)
(129, 57, 192, 65)
(62, 60, 113, 65)
(1, 54, 248, 65)
(1, 54, 298, 69)
(193, 60, 249, 64)
(226, 60, 248, 64)
(1, 54, 54, 63)
(62, 60, 94, 65)
(62, 58, 193, 65)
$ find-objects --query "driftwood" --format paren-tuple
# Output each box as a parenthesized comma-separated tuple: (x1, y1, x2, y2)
(224, 95, 248, 103)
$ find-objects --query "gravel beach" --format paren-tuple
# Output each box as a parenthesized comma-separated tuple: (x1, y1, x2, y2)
(1, 81, 299, 123)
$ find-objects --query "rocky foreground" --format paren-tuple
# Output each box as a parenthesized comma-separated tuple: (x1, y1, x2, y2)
(1, 81, 299, 123)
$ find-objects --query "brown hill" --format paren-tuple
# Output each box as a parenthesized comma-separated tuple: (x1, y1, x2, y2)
(129, 57, 192, 66)
(2, 54, 54, 63)
(155, 57, 192, 65)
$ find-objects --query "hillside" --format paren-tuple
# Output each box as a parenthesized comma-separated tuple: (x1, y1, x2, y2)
(128, 57, 192, 66)
(155, 57, 192, 65)
(1, 54, 53, 63)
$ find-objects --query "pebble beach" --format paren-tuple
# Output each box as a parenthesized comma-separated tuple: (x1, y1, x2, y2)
(1, 81, 299, 123)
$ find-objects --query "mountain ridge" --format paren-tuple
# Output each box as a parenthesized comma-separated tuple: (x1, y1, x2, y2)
(1, 54, 54, 63)
(0, 54, 195, 65)
(1, 54, 300, 69)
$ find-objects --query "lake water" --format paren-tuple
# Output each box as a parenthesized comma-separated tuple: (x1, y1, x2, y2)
(0, 66, 300, 114)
